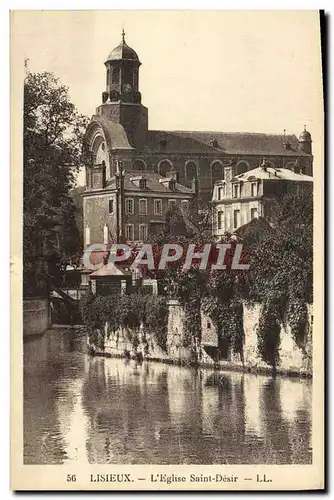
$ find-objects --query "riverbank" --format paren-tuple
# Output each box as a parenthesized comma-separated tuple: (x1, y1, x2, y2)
(85, 326, 312, 380)
(24, 327, 312, 465)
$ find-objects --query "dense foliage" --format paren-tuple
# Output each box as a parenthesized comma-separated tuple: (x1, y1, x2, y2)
(80, 292, 169, 352)
(23, 65, 88, 296)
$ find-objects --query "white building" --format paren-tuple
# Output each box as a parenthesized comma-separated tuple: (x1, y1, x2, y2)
(212, 158, 313, 236)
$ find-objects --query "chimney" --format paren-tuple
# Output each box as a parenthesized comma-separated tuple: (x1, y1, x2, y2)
(260, 157, 268, 172)
(192, 177, 199, 197)
(169, 168, 178, 181)
(224, 161, 235, 183)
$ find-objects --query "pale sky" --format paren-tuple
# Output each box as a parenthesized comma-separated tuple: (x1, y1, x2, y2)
(12, 10, 323, 184)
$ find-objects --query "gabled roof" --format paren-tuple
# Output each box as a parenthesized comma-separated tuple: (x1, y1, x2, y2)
(90, 263, 132, 278)
(107, 171, 193, 194)
(147, 130, 310, 156)
(235, 166, 313, 182)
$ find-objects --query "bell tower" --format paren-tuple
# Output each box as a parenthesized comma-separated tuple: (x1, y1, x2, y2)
(96, 31, 148, 151)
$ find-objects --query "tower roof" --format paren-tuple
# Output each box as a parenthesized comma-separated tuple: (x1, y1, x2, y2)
(105, 30, 140, 63)
(299, 125, 312, 142)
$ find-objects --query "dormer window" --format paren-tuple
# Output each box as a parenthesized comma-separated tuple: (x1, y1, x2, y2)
(130, 175, 147, 189)
(159, 177, 176, 191)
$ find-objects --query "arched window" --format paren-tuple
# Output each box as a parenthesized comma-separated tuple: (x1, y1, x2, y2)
(211, 161, 224, 185)
(185, 161, 198, 188)
(236, 161, 250, 175)
(158, 160, 173, 177)
(106, 69, 110, 86)
(134, 159, 147, 171)
(112, 66, 119, 84)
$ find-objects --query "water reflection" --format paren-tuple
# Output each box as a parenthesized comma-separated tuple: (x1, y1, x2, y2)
(24, 329, 312, 464)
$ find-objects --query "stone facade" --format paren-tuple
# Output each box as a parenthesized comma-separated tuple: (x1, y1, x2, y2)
(83, 170, 194, 246)
(82, 33, 314, 245)
(212, 160, 313, 235)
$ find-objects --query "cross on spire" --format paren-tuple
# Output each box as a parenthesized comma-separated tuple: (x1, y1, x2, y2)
(121, 29, 125, 42)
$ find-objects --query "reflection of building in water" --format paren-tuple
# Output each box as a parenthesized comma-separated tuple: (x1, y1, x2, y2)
(166, 367, 198, 429)
(278, 378, 312, 423)
(277, 378, 312, 464)
(56, 377, 90, 462)
(81, 358, 177, 464)
(258, 377, 311, 464)
(243, 375, 266, 437)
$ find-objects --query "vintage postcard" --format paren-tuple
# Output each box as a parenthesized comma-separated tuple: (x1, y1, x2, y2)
(11, 10, 324, 491)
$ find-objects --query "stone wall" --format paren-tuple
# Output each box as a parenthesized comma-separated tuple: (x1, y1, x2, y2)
(23, 297, 50, 337)
(88, 299, 312, 377)
(240, 303, 312, 375)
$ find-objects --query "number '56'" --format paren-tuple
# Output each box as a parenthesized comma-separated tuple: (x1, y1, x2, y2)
(67, 474, 76, 482)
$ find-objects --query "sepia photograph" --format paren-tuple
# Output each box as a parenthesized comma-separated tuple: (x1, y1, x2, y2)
(11, 9, 324, 490)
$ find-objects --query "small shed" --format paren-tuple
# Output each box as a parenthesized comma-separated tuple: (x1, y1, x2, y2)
(89, 263, 133, 296)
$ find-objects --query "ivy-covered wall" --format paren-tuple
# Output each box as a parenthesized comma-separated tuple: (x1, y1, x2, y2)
(85, 297, 312, 376)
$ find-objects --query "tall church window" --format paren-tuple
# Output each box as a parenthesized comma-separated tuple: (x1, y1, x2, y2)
(185, 161, 197, 188)
(159, 160, 172, 177)
(236, 161, 250, 175)
(134, 159, 147, 171)
(211, 161, 224, 185)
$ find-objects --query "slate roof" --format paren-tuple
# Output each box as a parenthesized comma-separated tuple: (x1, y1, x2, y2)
(107, 171, 193, 194)
(85, 115, 133, 151)
(105, 38, 140, 63)
(147, 130, 310, 156)
(235, 166, 313, 182)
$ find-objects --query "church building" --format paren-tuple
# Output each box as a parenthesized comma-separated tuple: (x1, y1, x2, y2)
(82, 31, 313, 246)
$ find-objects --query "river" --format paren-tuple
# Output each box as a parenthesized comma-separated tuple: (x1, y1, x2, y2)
(23, 328, 312, 465)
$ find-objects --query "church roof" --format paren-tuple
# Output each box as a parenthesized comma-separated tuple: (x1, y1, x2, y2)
(147, 130, 310, 156)
(107, 171, 193, 194)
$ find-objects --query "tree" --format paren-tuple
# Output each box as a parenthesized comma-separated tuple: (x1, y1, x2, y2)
(23, 65, 89, 296)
